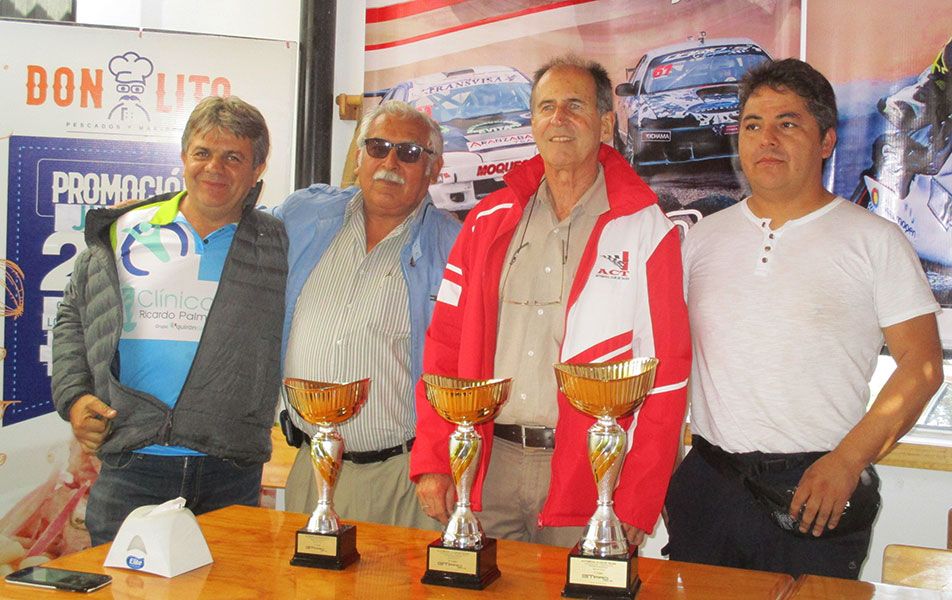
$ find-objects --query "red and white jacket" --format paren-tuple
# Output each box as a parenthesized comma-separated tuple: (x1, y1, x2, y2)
(409, 145, 690, 532)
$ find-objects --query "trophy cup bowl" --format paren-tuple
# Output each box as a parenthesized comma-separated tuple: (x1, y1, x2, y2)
(554, 358, 659, 599)
(284, 377, 368, 570)
(423, 374, 510, 426)
(420, 374, 510, 590)
(554, 358, 658, 420)
(284, 377, 366, 425)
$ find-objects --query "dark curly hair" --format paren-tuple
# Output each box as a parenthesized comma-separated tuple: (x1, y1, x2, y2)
(739, 58, 838, 136)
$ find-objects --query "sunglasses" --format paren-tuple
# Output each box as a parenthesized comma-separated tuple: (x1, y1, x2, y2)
(362, 137, 434, 164)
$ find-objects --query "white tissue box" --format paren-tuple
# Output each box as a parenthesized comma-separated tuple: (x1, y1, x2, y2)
(103, 497, 213, 577)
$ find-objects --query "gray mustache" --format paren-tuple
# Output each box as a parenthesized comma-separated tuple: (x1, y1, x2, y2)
(373, 169, 405, 185)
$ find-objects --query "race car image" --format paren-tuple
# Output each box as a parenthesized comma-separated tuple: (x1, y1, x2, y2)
(852, 37, 952, 305)
(615, 36, 771, 170)
(379, 66, 538, 213)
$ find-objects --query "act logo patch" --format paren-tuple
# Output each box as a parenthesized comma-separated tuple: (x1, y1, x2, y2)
(596, 251, 630, 280)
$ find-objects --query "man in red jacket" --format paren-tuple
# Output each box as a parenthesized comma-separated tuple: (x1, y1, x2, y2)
(410, 55, 691, 546)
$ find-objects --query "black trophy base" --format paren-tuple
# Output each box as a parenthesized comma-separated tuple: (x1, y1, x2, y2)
(290, 523, 360, 570)
(421, 536, 500, 590)
(562, 542, 640, 599)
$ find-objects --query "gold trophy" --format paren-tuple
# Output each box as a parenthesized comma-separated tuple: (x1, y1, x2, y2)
(420, 374, 511, 590)
(284, 377, 368, 570)
(554, 358, 659, 600)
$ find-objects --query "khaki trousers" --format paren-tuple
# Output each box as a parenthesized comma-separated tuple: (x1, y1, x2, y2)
(479, 437, 583, 547)
(285, 444, 439, 531)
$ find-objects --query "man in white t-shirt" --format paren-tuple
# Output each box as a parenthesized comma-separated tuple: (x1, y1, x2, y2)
(666, 58, 943, 579)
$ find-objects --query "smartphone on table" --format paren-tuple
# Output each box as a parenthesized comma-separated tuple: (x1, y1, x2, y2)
(5, 566, 112, 593)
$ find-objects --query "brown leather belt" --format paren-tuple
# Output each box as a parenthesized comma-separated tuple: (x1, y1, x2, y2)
(494, 424, 556, 449)
(342, 438, 414, 464)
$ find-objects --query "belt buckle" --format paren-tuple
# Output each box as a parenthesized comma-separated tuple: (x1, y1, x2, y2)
(521, 426, 528, 447)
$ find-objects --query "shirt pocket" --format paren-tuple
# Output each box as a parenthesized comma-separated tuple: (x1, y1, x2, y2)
(364, 270, 411, 338)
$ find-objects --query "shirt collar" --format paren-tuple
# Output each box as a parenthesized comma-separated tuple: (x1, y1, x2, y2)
(537, 164, 608, 224)
(149, 191, 186, 225)
(344, 190, 423, 249)
(151, 190, 239, 236)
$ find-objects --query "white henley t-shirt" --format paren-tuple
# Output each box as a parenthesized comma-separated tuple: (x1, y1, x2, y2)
(684, 197, 939, 454)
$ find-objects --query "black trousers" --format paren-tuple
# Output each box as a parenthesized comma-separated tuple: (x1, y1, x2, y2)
(665, 447, 874, 579)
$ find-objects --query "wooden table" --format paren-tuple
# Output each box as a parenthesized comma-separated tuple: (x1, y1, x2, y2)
(0, 505, 794, 599)
(786, 574, 946, 599)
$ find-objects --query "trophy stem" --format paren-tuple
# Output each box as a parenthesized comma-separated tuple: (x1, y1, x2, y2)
(443, 423, 484, 549)
(306, 424, 343, 535)
(579, 417, 628, 557)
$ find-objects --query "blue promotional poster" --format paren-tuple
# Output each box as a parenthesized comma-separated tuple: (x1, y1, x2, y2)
(4, 136, 183, 425)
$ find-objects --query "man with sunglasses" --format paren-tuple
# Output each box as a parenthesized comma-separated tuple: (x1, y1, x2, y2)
(411, 56, 691, 546)
(275, 100, 460, 529)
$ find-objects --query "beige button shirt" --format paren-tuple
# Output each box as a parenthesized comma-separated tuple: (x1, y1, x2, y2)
(494, 167, 609, 427)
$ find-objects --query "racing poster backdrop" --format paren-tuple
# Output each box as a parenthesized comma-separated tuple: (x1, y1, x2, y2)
(364, 0, 952, 339)
(0, 20, 296, 568)
(805, 0, 952, 318)
(363, 0, 801, 226)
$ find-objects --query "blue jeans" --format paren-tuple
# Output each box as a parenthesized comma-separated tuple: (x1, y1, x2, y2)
(86, 452, 263, 546)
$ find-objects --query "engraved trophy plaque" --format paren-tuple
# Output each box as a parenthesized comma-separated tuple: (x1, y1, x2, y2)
(420, 374, 511, 590)
(554, 358, 659, 599)
(284, 377, 369, 570)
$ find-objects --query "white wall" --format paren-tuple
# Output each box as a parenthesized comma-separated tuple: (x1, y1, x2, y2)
(76, 0, 300, 41)
(864, 465, 952, 580)
(75, 0, 363, 187)
(329, 2, 365, 186)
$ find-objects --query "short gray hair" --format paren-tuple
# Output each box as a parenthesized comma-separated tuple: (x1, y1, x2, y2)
(181, 96, 270, 167)
(532, 55, 613, 115)
(356, 100, 444, 159)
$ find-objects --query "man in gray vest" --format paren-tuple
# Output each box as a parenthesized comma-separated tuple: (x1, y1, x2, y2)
(52, 96, 288, 545)
(279, 100, 460, 529)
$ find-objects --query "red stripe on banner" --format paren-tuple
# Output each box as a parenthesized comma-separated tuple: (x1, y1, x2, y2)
(365, 0, 598, 51)
(566, 331, 632, 364)
(367, 0, 470, 24)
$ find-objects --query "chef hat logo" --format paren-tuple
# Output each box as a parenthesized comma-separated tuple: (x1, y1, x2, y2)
(108, 51, 155, 85)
